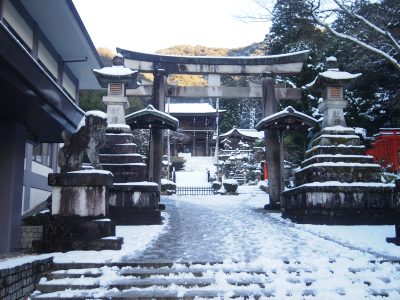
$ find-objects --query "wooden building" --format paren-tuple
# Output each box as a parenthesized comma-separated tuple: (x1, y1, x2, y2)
(220, 127, 264, 150)
(166, 99, 223, 156)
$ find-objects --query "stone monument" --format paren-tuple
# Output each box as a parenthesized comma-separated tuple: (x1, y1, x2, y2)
(93, 55, 161, 225)
(282, 57, 399, 224)
(33, 111, 122, 252)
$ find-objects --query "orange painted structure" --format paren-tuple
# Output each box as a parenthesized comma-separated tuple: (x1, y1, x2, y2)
(367, 128, 400, 173)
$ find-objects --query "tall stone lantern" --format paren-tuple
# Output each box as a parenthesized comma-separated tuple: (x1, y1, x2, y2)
(282, 57, 399, 225)
(308, 57, 361, 129)
(93, 54, 140, 127)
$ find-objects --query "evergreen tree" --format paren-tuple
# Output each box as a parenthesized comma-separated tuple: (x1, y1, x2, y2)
(330, 0, 400, 133)
(78, 90, 106, 112)
(263, 0, 333, 164)
(266, 0, 332, 117)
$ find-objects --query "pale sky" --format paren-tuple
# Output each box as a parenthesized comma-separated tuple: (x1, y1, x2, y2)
(73, 0, 270, 54)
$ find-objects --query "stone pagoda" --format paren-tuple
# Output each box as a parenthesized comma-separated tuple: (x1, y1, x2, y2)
(282, 57, 399, 224)
(93, 55, 161, 225)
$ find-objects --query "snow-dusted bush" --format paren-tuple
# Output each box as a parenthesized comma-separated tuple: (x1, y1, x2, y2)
(211, 180, 222, 191)
(223, 179, 238, 193)
(161, 179, 176, 194)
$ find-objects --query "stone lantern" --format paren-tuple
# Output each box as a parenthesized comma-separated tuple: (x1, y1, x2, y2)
(306, 56, 361, 129)
(282, 57, 399, 226)
(93, 54, 140, 126)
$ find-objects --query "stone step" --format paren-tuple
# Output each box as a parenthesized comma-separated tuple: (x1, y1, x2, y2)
(295, 163, 382, 185)
(306, 145, 366, 158)
(109, 207, 161, 225)
(105, 133, 134, 144)
(112, 182, 159, 193)
(35, 272, 269, 294)
(100, 143, 137, 154)
(102, 163, 147, 183)
(315, 126, 357, 137)
(100, 153, 144, 164)
(301, 154, 374, 168)
(32, 288, 276, 299)
(31, 260, 397, 299)
(47, 266, 267, 280)
(312, 134, 360, 147)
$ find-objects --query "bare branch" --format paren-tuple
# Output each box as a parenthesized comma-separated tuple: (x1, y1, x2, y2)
(331, 0, 400, 53)
(311, 12, 400, 72)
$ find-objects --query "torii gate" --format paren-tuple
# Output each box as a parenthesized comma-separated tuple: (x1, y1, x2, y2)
(118, 48, 309, 208)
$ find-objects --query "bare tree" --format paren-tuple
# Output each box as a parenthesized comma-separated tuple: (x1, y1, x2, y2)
(236, 0, 276, 23)
(307, 0, 400, 72)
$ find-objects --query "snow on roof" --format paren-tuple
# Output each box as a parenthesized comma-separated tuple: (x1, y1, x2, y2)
(319, 70, 362, 81)
(166, 103, 218, 114)
(126, 105, 179, 126)
(93, 65, 136, 77)
(256, 106, 317, 128)
(304, 69, 362, 89)
(220, 128, 264, 139)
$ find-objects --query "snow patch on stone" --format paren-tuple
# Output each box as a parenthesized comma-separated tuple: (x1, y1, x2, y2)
(68, 170, 114, 176)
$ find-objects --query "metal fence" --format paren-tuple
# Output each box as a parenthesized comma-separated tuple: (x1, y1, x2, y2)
(176, 186, 215, 195)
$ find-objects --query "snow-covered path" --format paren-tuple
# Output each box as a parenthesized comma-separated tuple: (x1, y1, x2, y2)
(132, 186, 400, 263)
(175, 156, 216, 186)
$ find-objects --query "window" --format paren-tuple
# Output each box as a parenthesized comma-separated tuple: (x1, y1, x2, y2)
(32, 143, 53, 167)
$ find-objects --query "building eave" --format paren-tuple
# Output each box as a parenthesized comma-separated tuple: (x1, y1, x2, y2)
(0, 22, 84, 142)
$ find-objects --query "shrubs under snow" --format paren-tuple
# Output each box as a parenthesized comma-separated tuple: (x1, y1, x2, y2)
(211, 181, 222, 191)
(161, 179, 176, 194)
(223, 179, 238, 193)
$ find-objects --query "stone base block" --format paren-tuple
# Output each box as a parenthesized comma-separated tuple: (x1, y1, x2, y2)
(386, 237, 400, 246)
(33, 237, 123, 252)
(43, 217, 116, 239)
(109, 207, 162, 225)
(282, 185, 399, 225)
(295, 165, 381, 186)
(32, 217, 123, 252)
(282, 209, 400, 225)
(109, 184, 160, 209)
(386, 224, 400, 246)
(49, 173, 113, 217)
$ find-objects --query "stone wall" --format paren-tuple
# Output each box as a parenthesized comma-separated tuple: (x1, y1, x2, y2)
(20, 226, 43, 250)
(0, 257, 53, 299)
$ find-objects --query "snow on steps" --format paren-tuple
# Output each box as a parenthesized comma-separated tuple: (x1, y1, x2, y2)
(31, 261, 395, 299)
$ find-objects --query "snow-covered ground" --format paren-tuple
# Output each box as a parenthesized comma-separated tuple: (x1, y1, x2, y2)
(2, 156, 400, 298)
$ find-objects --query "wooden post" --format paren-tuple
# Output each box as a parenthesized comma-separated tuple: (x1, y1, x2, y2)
(206, 133, 209, 156)
(192, 132, 196, 156)
(0, 121, 26, 253)
(262, 73, 282, 210)
(151, 69, 167, 186)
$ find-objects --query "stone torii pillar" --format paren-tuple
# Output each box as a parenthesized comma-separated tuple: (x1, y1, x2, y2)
(262, 73, 283, 210)
(151, 69, 168, 185)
